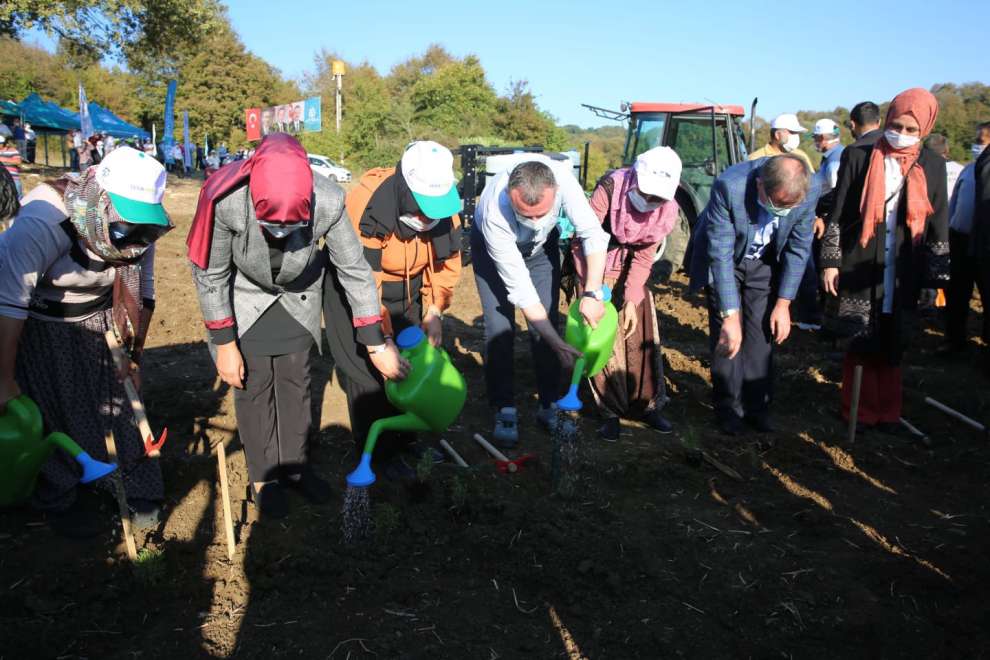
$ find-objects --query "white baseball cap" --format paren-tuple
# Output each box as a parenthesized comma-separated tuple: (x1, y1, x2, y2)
(813, 118, 840, 136)
(770, 113, 807, 133)
(634, 146, 682, 200)
(95, 146, 170, 226)
(400, 140, 461, 219)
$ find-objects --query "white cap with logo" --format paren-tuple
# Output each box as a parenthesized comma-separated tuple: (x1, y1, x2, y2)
(400, 140, 462, 220)
(95, 146, 170, 226)
(634, 146, 682, 200)
(813, 118, 840, 136)
(770, 113, 807, 133)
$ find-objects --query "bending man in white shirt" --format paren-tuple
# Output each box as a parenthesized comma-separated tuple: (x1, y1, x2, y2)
(472, 156, 609, 447)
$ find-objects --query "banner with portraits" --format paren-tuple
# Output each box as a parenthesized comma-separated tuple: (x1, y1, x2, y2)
(245, 96, 321, 141)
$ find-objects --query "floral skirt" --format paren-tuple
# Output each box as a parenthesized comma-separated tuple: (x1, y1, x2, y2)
(15, 309, 163, 511)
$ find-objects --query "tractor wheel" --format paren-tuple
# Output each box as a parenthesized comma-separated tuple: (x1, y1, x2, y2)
(651, 206, 694, 284)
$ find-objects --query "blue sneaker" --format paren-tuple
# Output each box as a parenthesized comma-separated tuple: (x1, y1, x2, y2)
(493, 407, 519, 448)
(537, 404, 576, 436)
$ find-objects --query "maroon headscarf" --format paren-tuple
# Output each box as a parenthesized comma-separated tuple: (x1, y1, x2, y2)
(186, 133, 313, 268)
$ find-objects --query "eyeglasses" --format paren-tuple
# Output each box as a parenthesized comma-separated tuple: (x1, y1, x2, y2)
(108, 222, 171, 248)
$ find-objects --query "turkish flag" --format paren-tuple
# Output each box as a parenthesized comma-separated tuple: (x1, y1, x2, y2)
(245, 108, 261, 141)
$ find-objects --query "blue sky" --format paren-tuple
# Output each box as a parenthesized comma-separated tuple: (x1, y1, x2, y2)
(28, 0, 990, 127)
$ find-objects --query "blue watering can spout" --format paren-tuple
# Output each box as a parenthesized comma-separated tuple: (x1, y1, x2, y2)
(557, 384, 583, 412)
(346, 452, 376, 488)
(77, 451, 117, 484)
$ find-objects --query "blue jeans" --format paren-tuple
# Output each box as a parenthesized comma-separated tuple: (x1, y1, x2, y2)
(471, 228, 562, 410)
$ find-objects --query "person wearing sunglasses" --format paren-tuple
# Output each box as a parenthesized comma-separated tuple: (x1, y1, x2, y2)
(188, 133, 392, 519)
(0, 147, 172, 536)
(821, 88, 949, 432)
(688, 154, 817, 436)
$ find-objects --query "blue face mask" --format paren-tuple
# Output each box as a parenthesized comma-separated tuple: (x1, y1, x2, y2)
(759, 197, 792, 218)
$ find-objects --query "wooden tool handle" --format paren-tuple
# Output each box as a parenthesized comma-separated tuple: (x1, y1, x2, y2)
(216, 441, 236, 561)
(473, 433, 510, 462)
(104, 429, 137, 561)
(439, 439, 469, 468)
(105, 330, 159, 456)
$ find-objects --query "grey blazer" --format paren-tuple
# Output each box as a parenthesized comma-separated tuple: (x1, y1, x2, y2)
(191, 175, 380, 357)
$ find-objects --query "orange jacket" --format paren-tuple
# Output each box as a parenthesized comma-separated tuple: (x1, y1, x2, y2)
(345, 167, 461, 336)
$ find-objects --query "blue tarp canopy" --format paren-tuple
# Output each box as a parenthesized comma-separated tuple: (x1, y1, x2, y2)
(87, 102, 149, 139)
(0, 100, 20, 117)
(17, 94, 79, 131)
(14, 94, 149, 139)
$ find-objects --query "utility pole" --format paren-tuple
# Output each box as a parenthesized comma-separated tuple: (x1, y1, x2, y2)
(332, 60, 345, 134)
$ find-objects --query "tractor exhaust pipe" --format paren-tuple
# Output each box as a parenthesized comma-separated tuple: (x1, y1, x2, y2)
(749, 97, 759, 152)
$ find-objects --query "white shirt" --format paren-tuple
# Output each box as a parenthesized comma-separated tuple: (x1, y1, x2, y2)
(474, 153, 609, 309)
(946, 160, 964, 199)
(745, 207, 779, 260)
(882, 156, 904, 314)
(949, 163, 977, 234)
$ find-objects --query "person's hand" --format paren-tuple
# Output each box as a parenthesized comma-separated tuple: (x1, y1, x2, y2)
(622, 300, 637, 340)
(369, 340, 411, 381)
(716, 312, 742, 359)
(813, 217, 826, 239)
(422, 309, 443, 348)
(770, 300, 792, 345)
(0, 378, 21, 415)
(216, 342, 245, 389)
(115, 358, 140, 391)
(552, 337, 583, 372)
(579, 296, 605, 328)
(822, 268, 840, 296)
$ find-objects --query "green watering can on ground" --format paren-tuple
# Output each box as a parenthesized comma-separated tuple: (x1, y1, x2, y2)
(346, 326, 467, 488)
(557, 284, 619, 412)
(0, 395, 117, 507)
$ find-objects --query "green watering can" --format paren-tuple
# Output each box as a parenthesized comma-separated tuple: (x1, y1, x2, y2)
(346, 326, 467, 488)
(0, 395, 117, 507)
(557, 284, 619, 412)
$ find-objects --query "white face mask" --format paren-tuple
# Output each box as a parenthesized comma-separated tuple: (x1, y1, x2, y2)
(399, 213, 441, 233)
(972, 143, 988, 158)
(513, 210, 554, 231)
(627, 188, 661, 213)
(782, 133, 801, 153)
(884, 130, 920, 150)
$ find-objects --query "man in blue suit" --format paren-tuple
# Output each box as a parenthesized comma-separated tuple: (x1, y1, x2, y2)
(688, 154, 817, 435)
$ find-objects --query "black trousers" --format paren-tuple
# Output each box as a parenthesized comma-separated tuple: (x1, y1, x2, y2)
(946, 229, 989, 348)
(471, 227, 562, 410)
(706, 256, 776, 421)
(233, 349, 312, 483)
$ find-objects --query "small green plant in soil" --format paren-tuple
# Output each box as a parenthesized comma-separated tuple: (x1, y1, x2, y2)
(448, 474, 468, 510)
(133, 547, 166, 585)
(373, 502, 401, 543)
(415, 448, 434, 482)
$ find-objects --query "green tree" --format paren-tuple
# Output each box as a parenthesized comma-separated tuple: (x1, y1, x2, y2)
(409, 55, 497, 138)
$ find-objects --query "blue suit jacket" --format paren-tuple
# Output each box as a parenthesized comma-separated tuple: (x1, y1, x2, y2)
(687, 158, 819, 313)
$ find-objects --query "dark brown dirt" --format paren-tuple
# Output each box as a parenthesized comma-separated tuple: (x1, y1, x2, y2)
(1, 172, 988, 659)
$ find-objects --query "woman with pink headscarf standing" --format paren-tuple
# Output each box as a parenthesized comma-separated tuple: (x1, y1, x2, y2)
(573, 146, 682, 441)
(821, 88, 949, 431)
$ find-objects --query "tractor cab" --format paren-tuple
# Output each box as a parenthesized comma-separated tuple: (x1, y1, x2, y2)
(584, 100, 755, 280)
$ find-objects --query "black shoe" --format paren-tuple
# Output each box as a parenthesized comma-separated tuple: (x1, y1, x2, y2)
(252, 482, 289, 519)
(128, 498, 163, 529)
(643, 410, 674, 434)
(717, 415, 747, 436)
(598, 417, 620, 442)
(744, 415, 775, 433)
(285, 469, 333, 505)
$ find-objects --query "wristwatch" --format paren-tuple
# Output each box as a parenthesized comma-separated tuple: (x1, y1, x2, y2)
(719, 308, 738, 319)
(581, 288, 605, 301)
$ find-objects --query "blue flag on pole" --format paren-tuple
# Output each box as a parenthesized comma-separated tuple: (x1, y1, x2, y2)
(304, 96, 322, 132)
(78, 83, 94, 140)
(183, 111, 192, 169)
(163, 80, 177, 164)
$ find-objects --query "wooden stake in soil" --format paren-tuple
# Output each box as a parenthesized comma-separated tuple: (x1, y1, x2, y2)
(103, 429, 137, 561)
(925, 397, 988, 436)
(439, 439, 468, 467)
(215, 440, 236, 561)
(847, 365, 864, 444)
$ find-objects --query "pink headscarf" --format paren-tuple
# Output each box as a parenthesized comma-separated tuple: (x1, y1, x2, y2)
(606, 168, 679, 245)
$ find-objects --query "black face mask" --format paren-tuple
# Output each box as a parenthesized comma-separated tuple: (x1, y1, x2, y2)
(107, 221, 169, 249)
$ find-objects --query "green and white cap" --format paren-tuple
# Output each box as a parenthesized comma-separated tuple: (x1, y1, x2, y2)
(95, 146, 170, 226)
(400, 140, 462, 220)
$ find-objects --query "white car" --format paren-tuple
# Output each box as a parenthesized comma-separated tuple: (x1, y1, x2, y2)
(307, 154, 351, 182)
